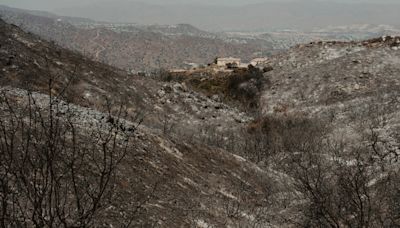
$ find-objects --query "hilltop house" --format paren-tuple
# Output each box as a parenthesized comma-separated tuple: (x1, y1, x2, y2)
(250, 57, 269, 67)
(215, 57, 241, 68)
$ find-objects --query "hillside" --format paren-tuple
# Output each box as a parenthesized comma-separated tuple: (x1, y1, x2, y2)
(154, 36, 400, 226)
(0, 18, 277, 227)
(0, 6, 274, 72)
(256, 37, 400, 227)
(2, 13, 400, 227)
(2, 5, 399, 75)
(260, 37, 400, 119)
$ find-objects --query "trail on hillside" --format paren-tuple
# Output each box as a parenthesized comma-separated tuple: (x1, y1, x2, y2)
(90, 29, 106, 60)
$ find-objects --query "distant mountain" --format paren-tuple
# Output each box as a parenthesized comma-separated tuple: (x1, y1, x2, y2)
(0, 5, 274, 71)
(2, 5, 398, 72)
(54, 1, 400, 31)
(0, 5, 94, 24)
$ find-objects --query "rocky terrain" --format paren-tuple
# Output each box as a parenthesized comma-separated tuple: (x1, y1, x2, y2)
(261, 36, 400, 119)
(0, 18, 278, 227)
(154, 34, 400, 227)
(257, 37, 400, 227)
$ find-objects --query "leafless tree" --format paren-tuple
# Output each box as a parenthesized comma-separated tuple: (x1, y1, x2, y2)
(162, 114, 175, 136)
(276, 114, 400, 227)
(0, 78, 141, 227)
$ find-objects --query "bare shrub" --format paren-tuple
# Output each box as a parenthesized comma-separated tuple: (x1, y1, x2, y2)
(226, 66, 268, 109)
(276, 115, 400, 227)
(236, 111, 400, 227)
(0, 80, 140, 227)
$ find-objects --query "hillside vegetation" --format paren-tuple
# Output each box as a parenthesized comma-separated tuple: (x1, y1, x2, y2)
(0, 18, 272, 227)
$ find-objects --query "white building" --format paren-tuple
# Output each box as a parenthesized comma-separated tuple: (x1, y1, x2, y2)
(250, 57, 269, 67)
(215, 57, 241, 68)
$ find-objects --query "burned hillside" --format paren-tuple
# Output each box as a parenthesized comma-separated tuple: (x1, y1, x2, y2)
(1, 11, 400, 227)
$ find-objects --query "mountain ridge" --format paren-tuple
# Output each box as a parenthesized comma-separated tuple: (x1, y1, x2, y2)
(0, 5, 276, 71)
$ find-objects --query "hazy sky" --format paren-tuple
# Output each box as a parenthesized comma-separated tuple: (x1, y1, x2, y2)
(2, 0, 400, 31)
(2, 0, 399, 11)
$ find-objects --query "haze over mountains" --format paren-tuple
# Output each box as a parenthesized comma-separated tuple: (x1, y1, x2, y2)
(2, 0, 399, 31)
(0, 5, 276, 72)
(2, 0, 400, 31)
(1, 5, 399, 72)
(58, 1, 400, 31)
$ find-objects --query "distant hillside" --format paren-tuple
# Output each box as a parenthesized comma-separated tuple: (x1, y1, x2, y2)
(0, 6, 274, 72)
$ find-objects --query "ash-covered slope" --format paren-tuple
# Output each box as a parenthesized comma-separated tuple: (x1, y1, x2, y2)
(261, 37, 400, 122)
(0, 16, 252, 138)
(242, 37, 400, 227)
(3, 12, 400, 226)
(259, 37, 400, 157)
(0, 18, 272, 227)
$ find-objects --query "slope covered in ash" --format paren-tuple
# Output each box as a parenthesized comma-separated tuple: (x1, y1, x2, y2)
(0, 15, 252, 137)
(248, 37, 400, 227)
(261, 37, 400, 128)
(0, 18, 274, 227)
(3, 10, 400, 226)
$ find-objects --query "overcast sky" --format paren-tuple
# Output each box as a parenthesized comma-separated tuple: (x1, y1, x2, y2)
(2, 0, 399, 11)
